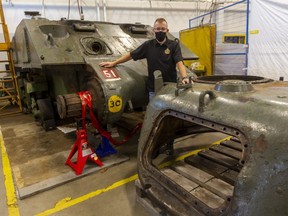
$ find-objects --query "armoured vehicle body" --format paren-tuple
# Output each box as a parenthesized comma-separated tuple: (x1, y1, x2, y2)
(136, 75, 288, 216)
(12, 18, 197, 129)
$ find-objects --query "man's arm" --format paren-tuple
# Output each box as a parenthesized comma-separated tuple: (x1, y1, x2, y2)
(99, 53, 132, 68)
(176, 61, 189, 84)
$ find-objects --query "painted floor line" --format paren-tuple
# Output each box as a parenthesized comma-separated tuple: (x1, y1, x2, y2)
(35, 174, 139, 216)
(0, 131, 20, 216)
(35, 136, 232, 216)
(159, 136, 232, 169)
(0, 132, 232, 216)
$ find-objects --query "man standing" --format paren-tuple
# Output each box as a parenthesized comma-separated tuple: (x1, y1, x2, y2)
(99, 17, 189, 99)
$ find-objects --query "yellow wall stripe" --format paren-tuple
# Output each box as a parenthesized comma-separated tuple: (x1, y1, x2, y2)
(35, 174, 138, 216)
(0, 131, 20, 216)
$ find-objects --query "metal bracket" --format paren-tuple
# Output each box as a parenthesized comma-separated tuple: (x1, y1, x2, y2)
(198, 90, 217, 113)
(175, 76, 193, 96)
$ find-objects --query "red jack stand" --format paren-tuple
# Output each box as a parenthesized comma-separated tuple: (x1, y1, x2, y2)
(66, 119, 103, 175)
(66, 91, 142, 175)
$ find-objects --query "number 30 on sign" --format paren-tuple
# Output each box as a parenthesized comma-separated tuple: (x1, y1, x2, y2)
(108, 95, 122, 113)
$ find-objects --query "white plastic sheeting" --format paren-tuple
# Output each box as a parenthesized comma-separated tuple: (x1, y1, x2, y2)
(214, 43, 246, 75)
(2, 0, 203, 36)
(248, 0, 288, 80)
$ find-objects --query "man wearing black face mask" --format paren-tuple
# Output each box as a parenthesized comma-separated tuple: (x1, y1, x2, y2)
(99, 17, 189, 99)
(100, 18, 187, 155)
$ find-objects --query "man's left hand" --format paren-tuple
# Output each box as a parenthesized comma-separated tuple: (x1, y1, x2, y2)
(181, 77, 189, 84)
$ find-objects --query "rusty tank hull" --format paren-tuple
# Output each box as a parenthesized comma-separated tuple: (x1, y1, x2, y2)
(136, 75, 288, 216)
(12, 18, 197, 130)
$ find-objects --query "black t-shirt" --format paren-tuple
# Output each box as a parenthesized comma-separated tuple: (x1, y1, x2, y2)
(130, 38, 183, 92)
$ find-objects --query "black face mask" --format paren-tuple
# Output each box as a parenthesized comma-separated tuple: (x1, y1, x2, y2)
(155, 31, 166, 42)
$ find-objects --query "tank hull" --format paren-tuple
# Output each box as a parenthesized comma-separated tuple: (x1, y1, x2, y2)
(12, 18, 197, 129)
(137, 75, 288, 216)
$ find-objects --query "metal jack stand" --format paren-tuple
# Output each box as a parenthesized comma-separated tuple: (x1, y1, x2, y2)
(66, 119, 103, 175)
(76, 91, 142, 158)
(96, 136, 117, 158)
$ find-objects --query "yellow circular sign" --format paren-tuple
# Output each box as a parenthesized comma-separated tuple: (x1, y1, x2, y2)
(108, 95, 122, 113)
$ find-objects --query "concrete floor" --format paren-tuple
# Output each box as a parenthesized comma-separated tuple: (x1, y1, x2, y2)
(0, 111, 150, 216)
(0, 107, 230, 216)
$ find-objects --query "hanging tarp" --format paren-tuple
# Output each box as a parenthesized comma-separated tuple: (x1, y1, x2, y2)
(248, 0, 288, 80)
(180, 24, 216, 76)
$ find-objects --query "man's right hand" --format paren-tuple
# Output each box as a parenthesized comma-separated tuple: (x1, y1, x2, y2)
(99, 61, 116, 68)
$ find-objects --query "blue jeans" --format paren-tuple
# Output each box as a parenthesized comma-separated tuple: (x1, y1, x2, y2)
(149, 92, 155, 101)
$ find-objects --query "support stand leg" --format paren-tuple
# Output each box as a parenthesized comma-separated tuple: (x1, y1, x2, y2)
(95, 136, 117, 158)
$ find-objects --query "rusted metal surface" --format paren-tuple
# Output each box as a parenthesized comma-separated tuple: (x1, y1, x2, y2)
(137, 75, 288, 216)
